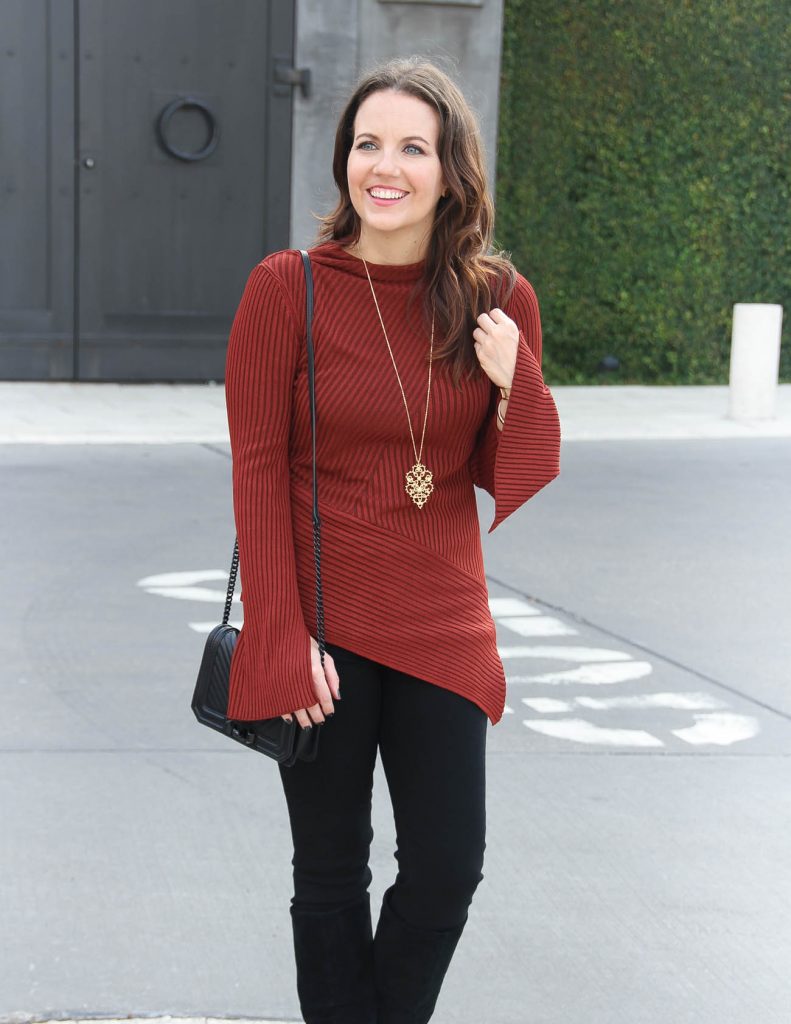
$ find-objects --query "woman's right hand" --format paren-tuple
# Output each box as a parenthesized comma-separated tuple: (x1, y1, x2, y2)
(281, 634, 340, 728)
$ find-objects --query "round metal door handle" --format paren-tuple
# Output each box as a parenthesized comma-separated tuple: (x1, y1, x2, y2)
(155, 97, 219, 162)
(82, 156, 96, 169)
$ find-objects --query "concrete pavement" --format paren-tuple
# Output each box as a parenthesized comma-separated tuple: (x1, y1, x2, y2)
(0, 381, 790, 443)
(2, 380, 790, 1024)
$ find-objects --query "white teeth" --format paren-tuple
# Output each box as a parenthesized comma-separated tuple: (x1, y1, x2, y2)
(369, 188, 407, 199)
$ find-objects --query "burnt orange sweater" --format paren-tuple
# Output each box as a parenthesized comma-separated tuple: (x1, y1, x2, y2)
(224, 241, 561, 725)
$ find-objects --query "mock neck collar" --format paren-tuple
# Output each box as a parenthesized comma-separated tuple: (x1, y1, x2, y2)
(306, 240, 426, 282)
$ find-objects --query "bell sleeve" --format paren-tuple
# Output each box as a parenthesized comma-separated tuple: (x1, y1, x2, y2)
(223, 261, 318, 721)
(469, 273, 561, 534)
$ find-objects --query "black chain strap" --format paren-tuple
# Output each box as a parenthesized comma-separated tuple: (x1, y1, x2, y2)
(221, 540, 239, 626)
(222, 249, 325, 667)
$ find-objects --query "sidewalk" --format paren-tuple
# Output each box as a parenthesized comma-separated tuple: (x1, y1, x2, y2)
(0, 381, 789, 443)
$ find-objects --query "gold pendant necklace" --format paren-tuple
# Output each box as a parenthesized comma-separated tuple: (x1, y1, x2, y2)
(360, 254, 435, 509)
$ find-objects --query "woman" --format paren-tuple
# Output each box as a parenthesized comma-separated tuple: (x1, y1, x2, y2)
(224, 57, 561, 1024)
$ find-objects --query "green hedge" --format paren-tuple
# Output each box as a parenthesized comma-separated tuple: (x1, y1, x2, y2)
(496, 0, 790, 383)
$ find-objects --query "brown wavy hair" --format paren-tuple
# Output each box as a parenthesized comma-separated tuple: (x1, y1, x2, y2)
(313, 56, 517, 389)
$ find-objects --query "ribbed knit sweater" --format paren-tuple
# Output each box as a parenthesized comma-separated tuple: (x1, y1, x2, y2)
(224, 240, 561, 725)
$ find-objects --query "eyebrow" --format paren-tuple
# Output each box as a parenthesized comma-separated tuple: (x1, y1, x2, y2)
(354, 132, 432, 146)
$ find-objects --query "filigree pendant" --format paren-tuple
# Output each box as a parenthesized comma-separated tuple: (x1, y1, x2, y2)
(405, 461, 434, 508)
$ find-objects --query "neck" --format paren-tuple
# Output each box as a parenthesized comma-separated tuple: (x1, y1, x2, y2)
(349, 226, 430, 265)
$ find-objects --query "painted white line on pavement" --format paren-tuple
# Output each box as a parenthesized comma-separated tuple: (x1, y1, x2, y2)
(145, 585, 229, 602)
(499, 646, 633, 662)
(489, 597, 542, 616)
(514, 661, 653, 685)
(576, 691, 728, 711)
(491, 600, 762, 748)
(521, 691, 728, 713)
(138, 569, 236, 603)
(189, 620, 243, 633)
(522, 697, 573, 713)
(672, 713, 760, 745)
(523, 717, 665, 747)
(139, 569, 230, 586)
(498, 616, 579, 637)
(35, 1018, 297, 1024)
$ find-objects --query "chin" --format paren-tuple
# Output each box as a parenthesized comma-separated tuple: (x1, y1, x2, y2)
(356, 210, 425, 231)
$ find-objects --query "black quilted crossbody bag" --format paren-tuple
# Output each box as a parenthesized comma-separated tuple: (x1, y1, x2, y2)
(191, 249, 326, 765)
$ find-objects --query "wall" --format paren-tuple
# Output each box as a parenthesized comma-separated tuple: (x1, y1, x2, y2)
(290, 0, 504, 249)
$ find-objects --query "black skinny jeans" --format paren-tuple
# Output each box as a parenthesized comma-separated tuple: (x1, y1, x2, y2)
(278, 640, 488, 930)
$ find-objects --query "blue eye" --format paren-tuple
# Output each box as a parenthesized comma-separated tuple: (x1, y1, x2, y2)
(355, 141, 425, 155)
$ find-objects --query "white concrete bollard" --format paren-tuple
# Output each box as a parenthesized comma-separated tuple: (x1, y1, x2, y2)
(728, 303, 783, 420)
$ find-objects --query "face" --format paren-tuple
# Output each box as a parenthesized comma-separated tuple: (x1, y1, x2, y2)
(346, 89, 446, 252)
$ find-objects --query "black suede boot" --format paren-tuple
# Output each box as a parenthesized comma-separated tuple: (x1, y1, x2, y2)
(373, 886, 467, 1024)
(289, 891, 377, 1024)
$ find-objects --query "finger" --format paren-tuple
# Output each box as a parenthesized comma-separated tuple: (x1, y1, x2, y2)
(281, 713, 293, 723)
(310, 651, 335, 717)
(324, 652, 341, 703)
(306, 701, 325, 726)
(472, 326, 487, 344)
(488, 307, 509, 322)
(476, 311, 496, 331)
(294, 709, 312, 729)
(314, 668, 336, 717)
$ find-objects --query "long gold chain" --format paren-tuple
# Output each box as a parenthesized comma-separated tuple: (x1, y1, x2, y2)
(360, 256, 435, 509)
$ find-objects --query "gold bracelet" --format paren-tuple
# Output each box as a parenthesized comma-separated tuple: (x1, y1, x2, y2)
(496, 399, 507, 426)
(499, 386, 511, 401)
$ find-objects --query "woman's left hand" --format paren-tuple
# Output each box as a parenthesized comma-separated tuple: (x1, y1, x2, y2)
(472, 308, 518, 391)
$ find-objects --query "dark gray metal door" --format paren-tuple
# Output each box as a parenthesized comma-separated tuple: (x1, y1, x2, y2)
(0, 0, 295, 381)
(76, 0, 295, 381)
(0, 1, 76, 379)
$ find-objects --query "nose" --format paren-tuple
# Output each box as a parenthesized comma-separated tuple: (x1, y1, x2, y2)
(372, 148, 400, 177)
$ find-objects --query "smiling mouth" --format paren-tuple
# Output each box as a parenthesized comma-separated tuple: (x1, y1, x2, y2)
(367, 188, 408, 201)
